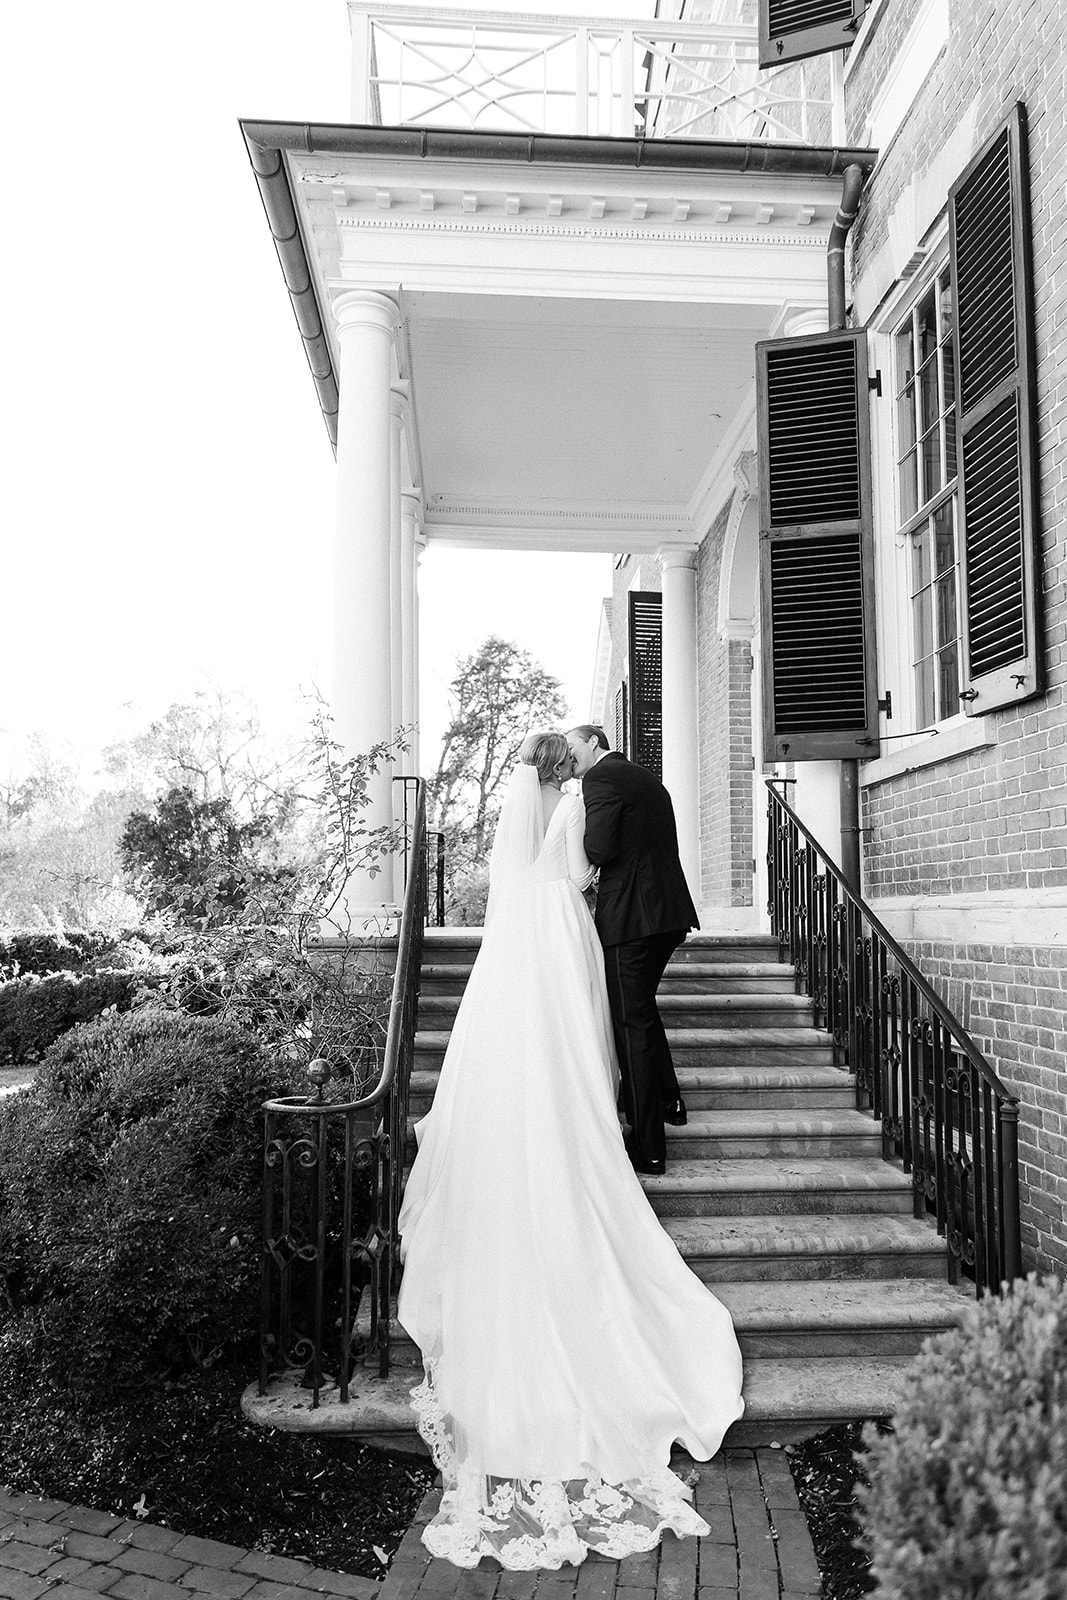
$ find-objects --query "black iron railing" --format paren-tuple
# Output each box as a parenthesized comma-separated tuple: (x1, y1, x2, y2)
(766, 779, 1022, 1296)
(257, 779, 428, 1403)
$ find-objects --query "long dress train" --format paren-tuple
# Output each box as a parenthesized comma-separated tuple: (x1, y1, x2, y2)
(397, 772, 744, 1570)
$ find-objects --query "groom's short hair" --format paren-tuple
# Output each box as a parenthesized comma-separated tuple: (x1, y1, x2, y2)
(569, 725, 610, 751)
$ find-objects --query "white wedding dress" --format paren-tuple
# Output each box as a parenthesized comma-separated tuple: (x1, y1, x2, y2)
(397, 766, 744, 1570)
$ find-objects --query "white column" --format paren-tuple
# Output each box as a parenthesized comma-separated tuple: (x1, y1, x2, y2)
(413, 530, 427, 776)
(659, 547, 701, 904)
(389, 389, 406, 760)
(401, 493, 422, 773)
(332, 289, 398, 919)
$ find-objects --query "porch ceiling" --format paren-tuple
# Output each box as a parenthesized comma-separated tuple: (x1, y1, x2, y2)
(404, 291, 772, 551)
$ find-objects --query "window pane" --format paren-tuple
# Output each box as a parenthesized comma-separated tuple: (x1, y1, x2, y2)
(915, 654, 935, 727)
(895, 326, 915, 395)
(912, 526, 930, 595)
(944, 406, 958, 481)
(938, 642, 959, 717)
(897, 380, 917, 455)
(936, 573, 957, 646)
(934, 501, 955, 575)
(899, 453, 918, 524)
(917, 287, 937, 363)
(921, 425, 942, 501)
(918, 353, 939, 435)
(913, 579, 934, 659)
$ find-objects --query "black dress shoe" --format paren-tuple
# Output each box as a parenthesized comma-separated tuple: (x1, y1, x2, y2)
(663, 1098, 688, 1126)
(629, 1154, 666, 1176)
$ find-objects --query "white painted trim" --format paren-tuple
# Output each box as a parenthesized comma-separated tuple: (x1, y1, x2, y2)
(870, 890, 1067, 949)
(860, 716, 996, 786)
(861, 0, 949, 154)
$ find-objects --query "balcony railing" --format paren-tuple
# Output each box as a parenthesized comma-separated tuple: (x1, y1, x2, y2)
(349, 3, 839, 145)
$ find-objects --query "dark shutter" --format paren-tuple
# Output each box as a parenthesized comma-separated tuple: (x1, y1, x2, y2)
(756, 327, 879, 762)
(759, 0, 867, 66)
(628, 592, 662, 777)
(613, 680, 629, 758)
(950, 103, 1042, 714)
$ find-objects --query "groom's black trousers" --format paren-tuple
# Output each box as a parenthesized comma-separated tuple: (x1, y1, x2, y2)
(603, 930, 686, 1167)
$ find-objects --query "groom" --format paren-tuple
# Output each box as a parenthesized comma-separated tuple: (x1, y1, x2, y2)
(567, 725, 699, 1176)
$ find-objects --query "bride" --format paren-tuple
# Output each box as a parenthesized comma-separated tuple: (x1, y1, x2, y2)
(397, 731, 744, 1571)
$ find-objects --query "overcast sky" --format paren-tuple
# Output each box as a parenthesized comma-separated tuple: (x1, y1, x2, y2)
(0, 0, 654, 784)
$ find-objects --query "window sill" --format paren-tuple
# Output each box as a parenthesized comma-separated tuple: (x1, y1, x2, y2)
(860, 717, 996, 786)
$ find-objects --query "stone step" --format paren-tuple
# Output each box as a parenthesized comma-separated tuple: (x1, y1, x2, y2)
(661, 1212, 948, 1283)
(662, 1109, 882, 1160)
(417, 961, 796, 996)
(364, 1273, 966, 1372)
(417, 992, 815, 1031)
(404, 1107, 882, 1163)
(412, 1027, 837, 1073)
(407, 1063, 856, 1117)
(419, 930, 783, 967)
(715, 1277, 971, 1359)
(727, 1354, 915, 1444)
(636, 1157, 914, 1217)
(243, 1338, 942, 1452)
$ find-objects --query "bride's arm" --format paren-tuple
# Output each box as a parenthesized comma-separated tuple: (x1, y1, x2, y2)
(564, 796, 596, 891)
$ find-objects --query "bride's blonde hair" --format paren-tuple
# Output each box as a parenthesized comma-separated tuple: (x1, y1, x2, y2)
(519, 730, 570, 786)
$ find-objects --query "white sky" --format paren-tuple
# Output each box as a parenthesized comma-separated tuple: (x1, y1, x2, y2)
(0, 0, 655, 784)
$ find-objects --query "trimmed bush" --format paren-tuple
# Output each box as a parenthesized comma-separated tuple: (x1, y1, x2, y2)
(0, 1007, 294, 1409)
(860, 1273, 1067, 1599)
(0, 968, 145, 1065)
(0, 931, 124, 979)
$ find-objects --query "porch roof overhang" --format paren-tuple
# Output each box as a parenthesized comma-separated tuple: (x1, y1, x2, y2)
(241, 120, 877, 552)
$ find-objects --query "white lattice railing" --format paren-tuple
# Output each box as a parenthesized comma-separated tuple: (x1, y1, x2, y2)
(348, 3, 840, 146)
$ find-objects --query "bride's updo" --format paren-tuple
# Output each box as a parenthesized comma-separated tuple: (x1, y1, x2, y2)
(519, 730, 570, 786)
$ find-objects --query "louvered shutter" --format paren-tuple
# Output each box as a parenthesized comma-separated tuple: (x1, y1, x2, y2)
(758, 0, 867, 66)
(756, 327, 879, 762)
(628, 592, 662, 777)
(613, 680, 629, 758)
(950, 103, 1042, 715)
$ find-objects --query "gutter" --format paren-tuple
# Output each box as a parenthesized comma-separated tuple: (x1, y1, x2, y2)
(240, 119, 880, 447)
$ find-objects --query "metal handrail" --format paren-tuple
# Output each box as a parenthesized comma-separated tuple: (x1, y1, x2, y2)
(257, 779, 428, 1402)
(766, 778, 1022, 1295)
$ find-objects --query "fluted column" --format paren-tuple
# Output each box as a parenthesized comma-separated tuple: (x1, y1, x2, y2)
(332, 289, 398, 917)
(401, 493, 422, 774)
(660, 547, 700, 903)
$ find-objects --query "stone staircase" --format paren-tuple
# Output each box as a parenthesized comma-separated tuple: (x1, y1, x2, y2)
(401, 927, 973, 1445)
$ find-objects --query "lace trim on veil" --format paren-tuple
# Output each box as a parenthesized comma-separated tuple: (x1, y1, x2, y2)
(409, 1364, 710, 1570)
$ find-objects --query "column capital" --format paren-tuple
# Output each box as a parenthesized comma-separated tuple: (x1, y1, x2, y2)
(658, 545, 698, 572)
(782, 304, 829, 339)
(332, 289, 399, 338)
(401, 489, 423, 522)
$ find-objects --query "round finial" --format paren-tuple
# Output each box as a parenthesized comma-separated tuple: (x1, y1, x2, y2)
(307, 1058, 332, 1101)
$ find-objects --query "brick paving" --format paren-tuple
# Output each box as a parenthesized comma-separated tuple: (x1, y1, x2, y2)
(1, 1453, 821, 1600)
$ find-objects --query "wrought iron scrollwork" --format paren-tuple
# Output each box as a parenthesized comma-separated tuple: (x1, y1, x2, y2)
(256, 779, 430, 1404)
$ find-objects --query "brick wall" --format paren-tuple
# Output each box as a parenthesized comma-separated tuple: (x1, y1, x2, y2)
(847, 0, 1067, 1274)
(903, 938, 1067, 1276)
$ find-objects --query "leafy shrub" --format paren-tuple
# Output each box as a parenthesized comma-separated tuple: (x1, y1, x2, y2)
(0, 1007, 294, 1409)
(0, 930, 125, 979)
(0, 968, 148, 1065)
(860, 1273, 1067, 1599)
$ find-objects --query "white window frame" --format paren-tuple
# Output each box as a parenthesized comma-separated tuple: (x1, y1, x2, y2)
(863, 226, 996, 785)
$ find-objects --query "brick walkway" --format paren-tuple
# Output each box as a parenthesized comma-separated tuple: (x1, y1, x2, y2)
(0, 1454, 821, 1600)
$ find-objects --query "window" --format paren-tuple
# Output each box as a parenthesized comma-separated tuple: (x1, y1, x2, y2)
(894, 266, 961, 725)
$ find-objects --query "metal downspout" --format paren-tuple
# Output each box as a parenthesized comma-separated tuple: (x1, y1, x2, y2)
(827, 162, 866, 896)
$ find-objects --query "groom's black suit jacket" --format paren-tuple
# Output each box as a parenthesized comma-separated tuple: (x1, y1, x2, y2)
(581, 753, 699, 948)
